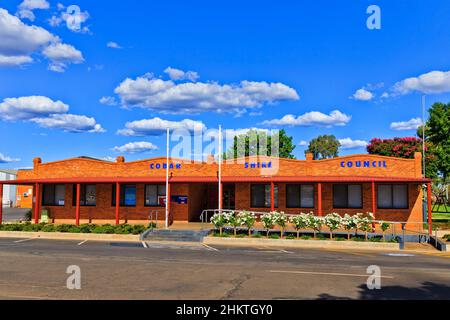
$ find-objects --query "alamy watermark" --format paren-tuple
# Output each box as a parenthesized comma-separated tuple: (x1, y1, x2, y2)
(66, 265, 81, 290)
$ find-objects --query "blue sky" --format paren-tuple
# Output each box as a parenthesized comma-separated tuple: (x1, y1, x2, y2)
(1, 0, 449, 168)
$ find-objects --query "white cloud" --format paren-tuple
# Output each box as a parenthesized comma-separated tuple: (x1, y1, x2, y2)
(0, 96, 68, 120)
(390, 117, 423, 131)
(31, 114, 105, 133)
(338, 138, 368, 149)
(114, 74, 299, 114)
(352, 88, 374, 101)
(261, 110, 351, 127)
(298, 140, 308, 146)
(100, 156, 115, 162)
(0, 8, 83, 71)
(164, 67, 199, 82)
(48, 15, 62, 27)
(117, 117, 206, 136)
(0, 54, 33, 66)
(112, 141, 158, 154)
(107, 41, 122, 49)
(0, 152, 20, 163)
(42, 42, 84, 72)
(392, 70, 450, 95)
(0, 8, 55, 59)
(0, 95, 104, 133)
(17, 0, 50, 21)
(99, 96, 118, 106)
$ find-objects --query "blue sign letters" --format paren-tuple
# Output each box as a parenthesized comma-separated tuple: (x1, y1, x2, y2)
(340, 160, 387, 168)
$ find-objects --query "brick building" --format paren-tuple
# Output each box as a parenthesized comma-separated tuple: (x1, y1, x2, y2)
(0, 152, 432, 231)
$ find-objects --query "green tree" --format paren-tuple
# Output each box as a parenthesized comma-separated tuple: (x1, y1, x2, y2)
(417, 102, 450, 181)
(366, 137, 438, 178)
(224, 129, 296, 159)
(305, 135, 341, 160)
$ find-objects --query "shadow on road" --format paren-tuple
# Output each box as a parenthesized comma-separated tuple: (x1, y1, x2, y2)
(317, 281, 450, 300)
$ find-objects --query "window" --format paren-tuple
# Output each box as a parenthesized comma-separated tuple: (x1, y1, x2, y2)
(72, 185, 96, 206)
(251, 184, 278, 208)
(286, 184, 314, 208)
(42, 184, 66, 206)
(377, 184, 408, 209)
(112, 184, 136, 206)
(144, 184, 166, 206)
(333, 184, 362, 208)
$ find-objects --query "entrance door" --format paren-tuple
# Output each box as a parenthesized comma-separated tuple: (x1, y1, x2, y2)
(222, 184, 235, 210)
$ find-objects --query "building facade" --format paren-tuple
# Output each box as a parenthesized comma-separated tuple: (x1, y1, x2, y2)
(0, 169, 17, 208)
(0, 152, 432, 232)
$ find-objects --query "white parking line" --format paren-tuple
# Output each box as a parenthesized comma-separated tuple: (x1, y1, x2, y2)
(268, 270, 394, 279)
(14, 238, 35, 243)
(142, 241, 148, 248)
(77, 240, 88, 246)
(202, 243, 219, 251)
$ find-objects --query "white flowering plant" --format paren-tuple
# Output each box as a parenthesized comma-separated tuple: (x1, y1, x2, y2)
(341, 214, 358, 240)
(306, 213, 323, 239)
(227, 211, 243, 236)
(272, 211, 288, 238)
(261, 212, 276, 238)
(358, 212, 375, 240)
(324, 213, 342, 239)
(238, 211, 256, 236)
(290, 213, 309, 239)
(210, 212, 228, 236)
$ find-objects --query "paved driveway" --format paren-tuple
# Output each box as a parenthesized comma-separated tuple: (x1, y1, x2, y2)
(1, 208, 30, 222)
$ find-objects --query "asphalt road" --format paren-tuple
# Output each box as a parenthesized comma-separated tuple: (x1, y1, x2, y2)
(0, 238, 448, 300)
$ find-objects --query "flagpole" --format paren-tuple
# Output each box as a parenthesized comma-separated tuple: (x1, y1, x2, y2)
(218, 125, 222, 213)
(422, 95, 426, 178)
(165, 128, 170, 229)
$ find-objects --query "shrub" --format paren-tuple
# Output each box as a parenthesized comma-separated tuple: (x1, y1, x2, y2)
(261, 212, 275, 238)
(341, 214, 358, 240)
(380, 221, 390, 241)
(227, 212, 242, 236)
(300, 235, 312, 240)
(306, 213, 323, 239)
(272, 211, 288, 238)
(41, 224, 55, 232)
(210, 213, 228, 236)
(55, 224, 73, 233)
(269, 233, 280, 239)
(357, 212, 375, 240)
(238, 211, 256, 236)
(290, 213, 309, 239)
(79, 224, 93, 233)
(324, 213, 342, 240)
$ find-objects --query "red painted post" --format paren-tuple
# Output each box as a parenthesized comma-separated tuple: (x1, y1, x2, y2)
(75, 183, 80, 226)
(270, 182, 275, 211)
(371, 181, 376, 216)
(0, 184, 3, 225)
(34, 183, 40, 224)
(115, 182, 120, 225)
(167, 182, 171, 225)
(427, 182, 432, 236)
(371, 180, 377, 231)
(317, 183, 322, 216)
